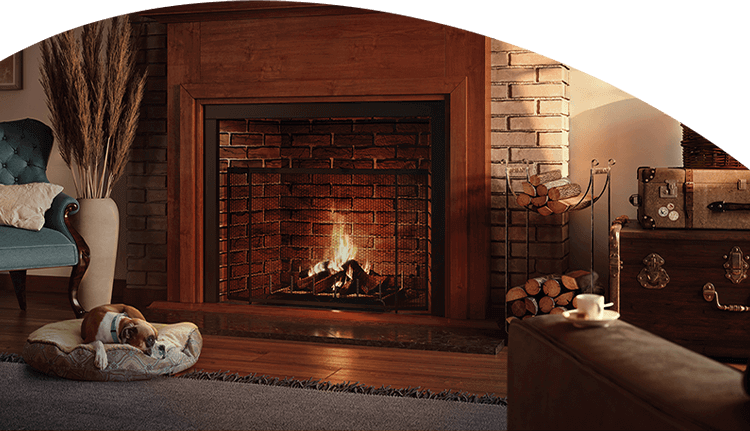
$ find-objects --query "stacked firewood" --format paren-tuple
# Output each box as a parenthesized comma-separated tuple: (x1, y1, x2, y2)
(505, 270, 600, 322)
(516, 169, 591, 215)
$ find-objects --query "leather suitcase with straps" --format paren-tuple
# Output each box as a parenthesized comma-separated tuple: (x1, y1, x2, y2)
(630, 166, 750, 229)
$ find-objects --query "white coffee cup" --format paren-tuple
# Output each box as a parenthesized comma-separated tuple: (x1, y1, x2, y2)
(576, 294, 606, 320)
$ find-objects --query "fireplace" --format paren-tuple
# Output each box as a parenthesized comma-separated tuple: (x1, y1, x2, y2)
(205, 102, 445, 312)
(144, 2, 491, 319)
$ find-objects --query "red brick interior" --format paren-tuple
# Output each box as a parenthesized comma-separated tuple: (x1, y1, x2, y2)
(218, 117, 432, 309)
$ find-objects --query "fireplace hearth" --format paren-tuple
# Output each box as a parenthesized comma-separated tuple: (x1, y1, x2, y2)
(205, 102, 445, 312)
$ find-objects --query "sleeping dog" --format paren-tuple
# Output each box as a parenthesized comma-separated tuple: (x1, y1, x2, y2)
(81, 304, 166, 369)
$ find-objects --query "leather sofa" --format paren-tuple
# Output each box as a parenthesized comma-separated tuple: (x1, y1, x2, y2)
(508, 314, 750, 430)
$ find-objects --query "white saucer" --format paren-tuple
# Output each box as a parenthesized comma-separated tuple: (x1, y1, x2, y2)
(562, 309, 620, 328)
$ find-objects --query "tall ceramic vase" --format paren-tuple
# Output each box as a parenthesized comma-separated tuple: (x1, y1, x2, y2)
(71, 197, 119, 311)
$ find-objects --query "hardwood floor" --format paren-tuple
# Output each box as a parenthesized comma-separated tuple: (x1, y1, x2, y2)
(0, 288, 508, 397)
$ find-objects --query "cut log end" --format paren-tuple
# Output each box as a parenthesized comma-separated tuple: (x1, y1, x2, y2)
(542, 278, 561, 297)
(524, 277, 547, 296)
(547, 183, 582, 201)
(524, 297, 539, 316)
(506, 286, 528, 302)
(511, 299, 527, 318)
(530, 169, 562, 187)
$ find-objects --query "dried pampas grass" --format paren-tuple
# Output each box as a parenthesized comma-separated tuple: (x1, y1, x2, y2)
(40, 15, 146, 199)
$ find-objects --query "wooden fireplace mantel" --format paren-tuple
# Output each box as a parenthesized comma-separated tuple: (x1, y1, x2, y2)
(142, 1, 491, 319)
(142, 1, 376, 23)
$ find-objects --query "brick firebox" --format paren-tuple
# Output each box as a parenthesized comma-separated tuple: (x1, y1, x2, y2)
(130, 2, 569, 321)
(214, 109, 437, 310)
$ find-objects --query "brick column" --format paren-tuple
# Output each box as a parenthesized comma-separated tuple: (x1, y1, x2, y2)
(125, 15, 169, 307)
(489, 39, 571, 318)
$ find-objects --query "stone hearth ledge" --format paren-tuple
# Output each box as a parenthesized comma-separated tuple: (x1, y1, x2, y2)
(145, 301, 505, 355)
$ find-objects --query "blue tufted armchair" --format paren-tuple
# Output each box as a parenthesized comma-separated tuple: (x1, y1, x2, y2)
(0, 118, 89, 318)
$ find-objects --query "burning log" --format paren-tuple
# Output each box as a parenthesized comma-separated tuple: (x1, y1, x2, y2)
(292, 257, 408, 300)
(296, 261, 338, 292)
(296, 275, 314, 292)
(341, 260, 388, 295)
(314, 271, 346, 294)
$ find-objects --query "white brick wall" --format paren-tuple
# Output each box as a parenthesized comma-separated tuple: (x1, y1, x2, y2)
(490, 40, 570, 172)
(489, 38, 571, 318)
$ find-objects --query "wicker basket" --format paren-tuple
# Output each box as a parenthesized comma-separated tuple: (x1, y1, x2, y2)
(681, 124, 747, 169)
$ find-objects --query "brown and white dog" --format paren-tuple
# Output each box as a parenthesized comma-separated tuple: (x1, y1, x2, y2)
(81, 304, 165, 369)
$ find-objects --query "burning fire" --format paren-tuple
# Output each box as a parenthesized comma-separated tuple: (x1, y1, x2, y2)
(294, 222, 405, 300)
(308, 226, 369, 277)
(331, 232, 355, 272)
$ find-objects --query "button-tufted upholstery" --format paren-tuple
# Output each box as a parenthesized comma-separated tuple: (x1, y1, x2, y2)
(0, 119, 89, 317)
(0, 119, 52, 185)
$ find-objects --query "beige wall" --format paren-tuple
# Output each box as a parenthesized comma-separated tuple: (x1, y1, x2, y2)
(568, 68, 682, 284)
(0, 43, 128, 280)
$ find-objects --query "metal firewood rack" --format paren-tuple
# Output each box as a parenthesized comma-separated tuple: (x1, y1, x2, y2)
(501, 158, 615, 334)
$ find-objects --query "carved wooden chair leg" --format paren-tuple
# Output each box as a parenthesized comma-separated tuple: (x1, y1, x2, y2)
(9, 270, 27, 311)
(64, 202, 90, 319)
(68, 261, 88, 319)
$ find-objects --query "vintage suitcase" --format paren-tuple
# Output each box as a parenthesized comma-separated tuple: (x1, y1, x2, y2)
(631, 166, 750, 229)
(610, 216, 750, 359)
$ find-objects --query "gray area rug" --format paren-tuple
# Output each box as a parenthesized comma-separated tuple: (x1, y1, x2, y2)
(0, 361, 506, 430)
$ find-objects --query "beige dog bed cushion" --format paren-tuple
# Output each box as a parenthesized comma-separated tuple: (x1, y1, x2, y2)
(22, 319, 202, 382)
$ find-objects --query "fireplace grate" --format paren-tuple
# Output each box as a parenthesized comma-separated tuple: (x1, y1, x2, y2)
(223, 167, 431, 311)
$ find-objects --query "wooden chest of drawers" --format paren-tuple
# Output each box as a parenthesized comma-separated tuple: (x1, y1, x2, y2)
(610, 216, 750, 359)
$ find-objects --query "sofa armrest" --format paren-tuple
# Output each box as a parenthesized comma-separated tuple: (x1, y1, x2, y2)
(44, 192, 79, 243)
(508, 315, 750, 430)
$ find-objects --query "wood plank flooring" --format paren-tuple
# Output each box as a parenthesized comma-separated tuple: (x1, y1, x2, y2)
(0, 288, 508, 397)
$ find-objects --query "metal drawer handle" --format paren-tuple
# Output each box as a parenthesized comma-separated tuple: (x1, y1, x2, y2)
(702, 283, 750, 312)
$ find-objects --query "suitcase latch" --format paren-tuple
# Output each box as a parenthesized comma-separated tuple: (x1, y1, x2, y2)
(659, 180, 678, 198)
(637, 253, 669, 289)
(723, 246, 749, 284)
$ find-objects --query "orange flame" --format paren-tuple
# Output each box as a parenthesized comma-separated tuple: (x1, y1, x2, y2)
(307, 223, 370, 278)
(330, 230, 355, 272)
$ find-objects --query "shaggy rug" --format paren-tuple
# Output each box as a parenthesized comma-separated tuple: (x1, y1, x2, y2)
(0, 354, 506, 430)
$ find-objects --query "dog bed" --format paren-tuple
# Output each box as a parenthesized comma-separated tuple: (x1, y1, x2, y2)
(22, 319, 202, 381)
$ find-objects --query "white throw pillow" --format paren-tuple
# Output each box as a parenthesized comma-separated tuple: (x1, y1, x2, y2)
(0, 182, 64, 231)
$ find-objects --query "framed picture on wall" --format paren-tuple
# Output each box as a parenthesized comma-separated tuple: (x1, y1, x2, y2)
(0, 51, 22, 90)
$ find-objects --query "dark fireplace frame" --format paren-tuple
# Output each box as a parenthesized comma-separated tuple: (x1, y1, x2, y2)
(203, 101, 446, 313)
